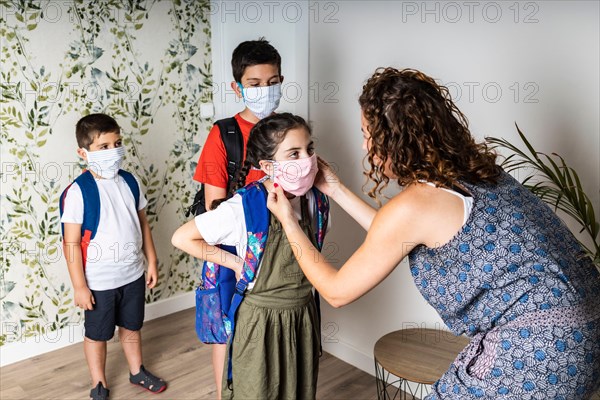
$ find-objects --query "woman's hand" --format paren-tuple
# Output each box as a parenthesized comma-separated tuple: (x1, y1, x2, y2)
(315, 155, 377, 231)
(314, 156, 342, 198)
(267, 183, 298, 228)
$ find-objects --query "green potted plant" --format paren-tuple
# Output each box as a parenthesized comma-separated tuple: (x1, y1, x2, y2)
(487, 125, 599, 267)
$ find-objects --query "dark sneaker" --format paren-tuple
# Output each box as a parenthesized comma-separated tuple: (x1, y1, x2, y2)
(89, 382, 109, 400)
(129, 365, 167, 394)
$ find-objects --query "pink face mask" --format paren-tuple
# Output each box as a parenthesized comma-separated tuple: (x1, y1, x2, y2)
(269, 153, 318, 196)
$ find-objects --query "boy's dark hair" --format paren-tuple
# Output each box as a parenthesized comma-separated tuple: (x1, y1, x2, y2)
(75, 113, 121, 149)
(231, 38, 281, 82)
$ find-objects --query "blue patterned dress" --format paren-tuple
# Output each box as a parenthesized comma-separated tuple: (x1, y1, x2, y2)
(409, 171, 600, 399)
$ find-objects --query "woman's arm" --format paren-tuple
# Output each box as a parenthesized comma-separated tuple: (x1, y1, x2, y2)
(314, 157, 376, 231)
(269, 184, 423, 307)
(328, 183, 377, 231)
(171, 220, 244, 278)
(268, 182, 465, 307)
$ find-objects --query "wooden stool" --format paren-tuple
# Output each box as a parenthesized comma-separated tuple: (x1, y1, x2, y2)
(374, 328, 469, 399)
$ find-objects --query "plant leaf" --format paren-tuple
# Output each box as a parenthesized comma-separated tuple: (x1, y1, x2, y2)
(487, 124, 600, 265)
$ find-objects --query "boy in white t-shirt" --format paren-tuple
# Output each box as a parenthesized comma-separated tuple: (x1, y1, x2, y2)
(60, 114, 166, 400)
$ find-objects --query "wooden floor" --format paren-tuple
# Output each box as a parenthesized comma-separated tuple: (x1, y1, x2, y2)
(0, 308, 377, 400)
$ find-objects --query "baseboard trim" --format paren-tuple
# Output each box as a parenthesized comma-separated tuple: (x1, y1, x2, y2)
(322, 338, 424, 394)
(322, 338, 375, 377)
(0, 291, 195, 367)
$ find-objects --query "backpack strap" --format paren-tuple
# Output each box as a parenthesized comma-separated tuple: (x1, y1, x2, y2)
(226, 181, 269, 325)
(226, 183, 330, 386)
(185, 118, 243, 217)
(117, 169, 140, 210)
(59, 170, 141, 271)
(215, 117, 243, 194)
(226, 181, 270, 387)
(311, 187, 330, 250)
(310, 187, 330, 356)
(59, 170, 100, 271)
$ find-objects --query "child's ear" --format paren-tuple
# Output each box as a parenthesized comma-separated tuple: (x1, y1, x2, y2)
(231, 81, 242, 99)
(77, 148, 87, 161)
(258, 160, 273, 176)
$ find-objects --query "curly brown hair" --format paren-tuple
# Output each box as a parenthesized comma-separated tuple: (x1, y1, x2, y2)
(358, 67, 500, 202)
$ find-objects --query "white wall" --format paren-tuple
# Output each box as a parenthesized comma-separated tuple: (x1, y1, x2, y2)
(210, 0, 309, 119)
(309, 0, 600, 375)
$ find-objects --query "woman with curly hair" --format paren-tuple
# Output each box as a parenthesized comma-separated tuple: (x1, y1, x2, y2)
(267, 67, 600, 399)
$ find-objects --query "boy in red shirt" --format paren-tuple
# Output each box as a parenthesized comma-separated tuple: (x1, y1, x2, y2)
(192, 38, 283, 399)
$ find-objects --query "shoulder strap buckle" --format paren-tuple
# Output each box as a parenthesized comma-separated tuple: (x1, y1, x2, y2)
(234, 280, 248, 295)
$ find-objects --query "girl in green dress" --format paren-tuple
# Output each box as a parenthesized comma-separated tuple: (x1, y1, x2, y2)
(172, 113, 329, 400)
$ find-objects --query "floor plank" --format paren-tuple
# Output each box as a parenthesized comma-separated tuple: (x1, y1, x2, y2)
(1, 308, 377, 400)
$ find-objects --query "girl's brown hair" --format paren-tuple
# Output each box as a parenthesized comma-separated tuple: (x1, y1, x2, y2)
(209, 113, 311, 210)
(358, 67, 499, 202)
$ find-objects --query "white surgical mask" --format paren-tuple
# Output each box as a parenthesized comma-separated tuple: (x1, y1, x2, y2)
(84, 147, 125, 179)
(238, 83, 282, 119)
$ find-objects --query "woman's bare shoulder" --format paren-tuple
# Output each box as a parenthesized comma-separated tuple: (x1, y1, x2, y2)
(378, 183, 465, 247)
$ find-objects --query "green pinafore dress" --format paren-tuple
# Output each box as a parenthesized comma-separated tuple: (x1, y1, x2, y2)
(222, 195, 320, 400)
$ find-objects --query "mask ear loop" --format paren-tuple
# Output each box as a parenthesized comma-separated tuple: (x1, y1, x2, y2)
(268, 160, 277, 180)
(83, 148, 99, 172)
(237, 82, 245, 99)
(258, 160, 276, 180)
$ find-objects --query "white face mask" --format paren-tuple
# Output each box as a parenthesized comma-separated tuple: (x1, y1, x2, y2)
(239, 83, 282, 119)
(84, 147, 125, 179)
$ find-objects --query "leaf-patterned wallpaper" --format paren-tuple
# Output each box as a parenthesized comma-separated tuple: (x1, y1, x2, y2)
(0, 0, 211, 345)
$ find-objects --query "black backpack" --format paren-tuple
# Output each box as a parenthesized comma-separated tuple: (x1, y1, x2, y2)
(185, 117, 243, 217)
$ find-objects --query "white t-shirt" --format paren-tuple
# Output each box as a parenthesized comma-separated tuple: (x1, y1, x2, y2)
(60, 173, 148, 291)
(195, 190, 329, 289)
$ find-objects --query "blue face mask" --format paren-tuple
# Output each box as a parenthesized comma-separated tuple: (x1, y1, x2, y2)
(238, 83, 282, 119)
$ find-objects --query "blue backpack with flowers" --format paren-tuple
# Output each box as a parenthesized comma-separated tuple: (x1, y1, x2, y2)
(194, 181, 329, 345)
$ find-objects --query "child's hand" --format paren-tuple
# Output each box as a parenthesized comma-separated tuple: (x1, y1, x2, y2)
(146, 263, 158, 288)
(314, 156, 341, 198)
(74, 286, 95, 310)
(267, 183, 297, 228)
(234, 261, 243, 282)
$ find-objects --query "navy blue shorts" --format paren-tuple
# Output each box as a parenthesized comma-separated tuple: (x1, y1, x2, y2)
(84, 275, 145, 341)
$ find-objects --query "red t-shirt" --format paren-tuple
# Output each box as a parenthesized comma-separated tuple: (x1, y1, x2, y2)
(193, 113, 266, 188)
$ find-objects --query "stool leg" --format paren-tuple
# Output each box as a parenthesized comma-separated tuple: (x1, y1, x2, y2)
(376, 358, 411, 400)
(375, 359, 391, 400)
